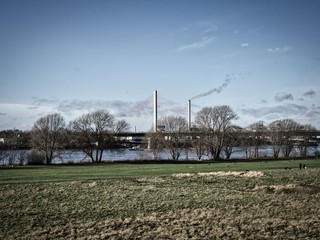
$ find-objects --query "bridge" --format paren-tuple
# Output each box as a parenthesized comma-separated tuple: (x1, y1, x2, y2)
(114, 130, 320, 147)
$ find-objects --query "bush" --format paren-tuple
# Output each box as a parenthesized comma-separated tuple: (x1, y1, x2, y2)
(27, 150, 45, 165)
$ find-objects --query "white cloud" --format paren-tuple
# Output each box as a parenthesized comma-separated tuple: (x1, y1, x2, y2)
(304, 106, 320, 122)
(176, 37, 213, 51)
(0, 103, 55, 130)
(202, 26, 218, 34)
(56, 97, 185, 119)
(267, 45, 294, 53)
(242, 104, 307, 119)
(241, 43, 249, 47)
(32, 96, 60, 106)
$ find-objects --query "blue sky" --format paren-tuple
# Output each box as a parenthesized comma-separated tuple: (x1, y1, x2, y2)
(1, 0, 320, 131)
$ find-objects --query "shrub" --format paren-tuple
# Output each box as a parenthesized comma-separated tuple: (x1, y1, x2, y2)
(27, 150, 45, 165)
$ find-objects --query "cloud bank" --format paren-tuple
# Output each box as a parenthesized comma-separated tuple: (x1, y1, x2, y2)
(242, 104, 307, 119)
(1, 88, 319, 130)
(241, 103, 320, 127)
(56, 96, 185, 119)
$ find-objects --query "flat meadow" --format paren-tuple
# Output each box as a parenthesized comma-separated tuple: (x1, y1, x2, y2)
(1, 159, 320, 239)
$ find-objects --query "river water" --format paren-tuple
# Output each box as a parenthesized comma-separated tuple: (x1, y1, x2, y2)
(1, 145, 319, 165)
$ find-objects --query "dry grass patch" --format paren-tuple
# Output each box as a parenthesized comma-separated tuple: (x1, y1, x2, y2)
(1, 169, 320, 239)
(172, 171, 264, 178)
(253, 184, 320, 194)
(18, 208, 320, 239)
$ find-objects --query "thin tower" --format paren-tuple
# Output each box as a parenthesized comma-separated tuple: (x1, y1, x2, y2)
(188, 99, 191, 131)
(153, 90, 157, 132)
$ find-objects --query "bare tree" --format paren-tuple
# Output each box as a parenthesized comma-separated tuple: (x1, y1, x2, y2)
(268, 119, 302, 158)
(246, 121, 266, 158)
(146, 131, 163, 160)
(31, 113, 66, 164)
(158, 116, 188, 160)
(223, 125, 242, 159)
(69, 110, 128, 162)
(238, 131, 255, 159)
(114, 119, 131, 133)
(191, 134, 207, 160)
(268, 121, 282, 158)
(195, 105, 238, 159)
(297, 124, 317, 157)
(16, 150, 29, 166)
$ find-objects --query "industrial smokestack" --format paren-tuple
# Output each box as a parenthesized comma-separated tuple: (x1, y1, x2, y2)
(154, 90, 157, 132)
(188, 100, 191, 131)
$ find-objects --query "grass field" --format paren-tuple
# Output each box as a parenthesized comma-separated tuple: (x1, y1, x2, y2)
(1, 159, 320, 239)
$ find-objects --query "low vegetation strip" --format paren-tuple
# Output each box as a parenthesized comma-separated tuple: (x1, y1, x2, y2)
(0, 166, 320, 239)
(1, 159, 320, 183)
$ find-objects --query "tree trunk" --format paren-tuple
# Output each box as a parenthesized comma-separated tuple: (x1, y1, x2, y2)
(99, 149, 104, 162)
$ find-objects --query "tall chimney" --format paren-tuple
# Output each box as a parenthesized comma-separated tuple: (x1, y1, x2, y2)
(154, 90, 157, 132)
(188, 99, 191, 131)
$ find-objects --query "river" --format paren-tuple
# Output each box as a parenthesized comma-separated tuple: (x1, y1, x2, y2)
(0, 145, 319, 165)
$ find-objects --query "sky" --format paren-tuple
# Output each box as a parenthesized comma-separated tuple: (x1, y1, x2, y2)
(1, 0, 320, 131)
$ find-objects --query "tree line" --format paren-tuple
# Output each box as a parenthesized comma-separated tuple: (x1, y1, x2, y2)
(148, 105, 319, 161)
(0, 110, 130, 164)
(0, 106, 319, 164)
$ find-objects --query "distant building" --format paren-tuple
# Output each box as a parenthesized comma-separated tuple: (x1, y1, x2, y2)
(0, 138, 4, 144)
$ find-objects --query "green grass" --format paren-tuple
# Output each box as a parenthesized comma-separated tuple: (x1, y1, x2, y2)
(1, 159, 320, 183)
(1, 159, 320, 239)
